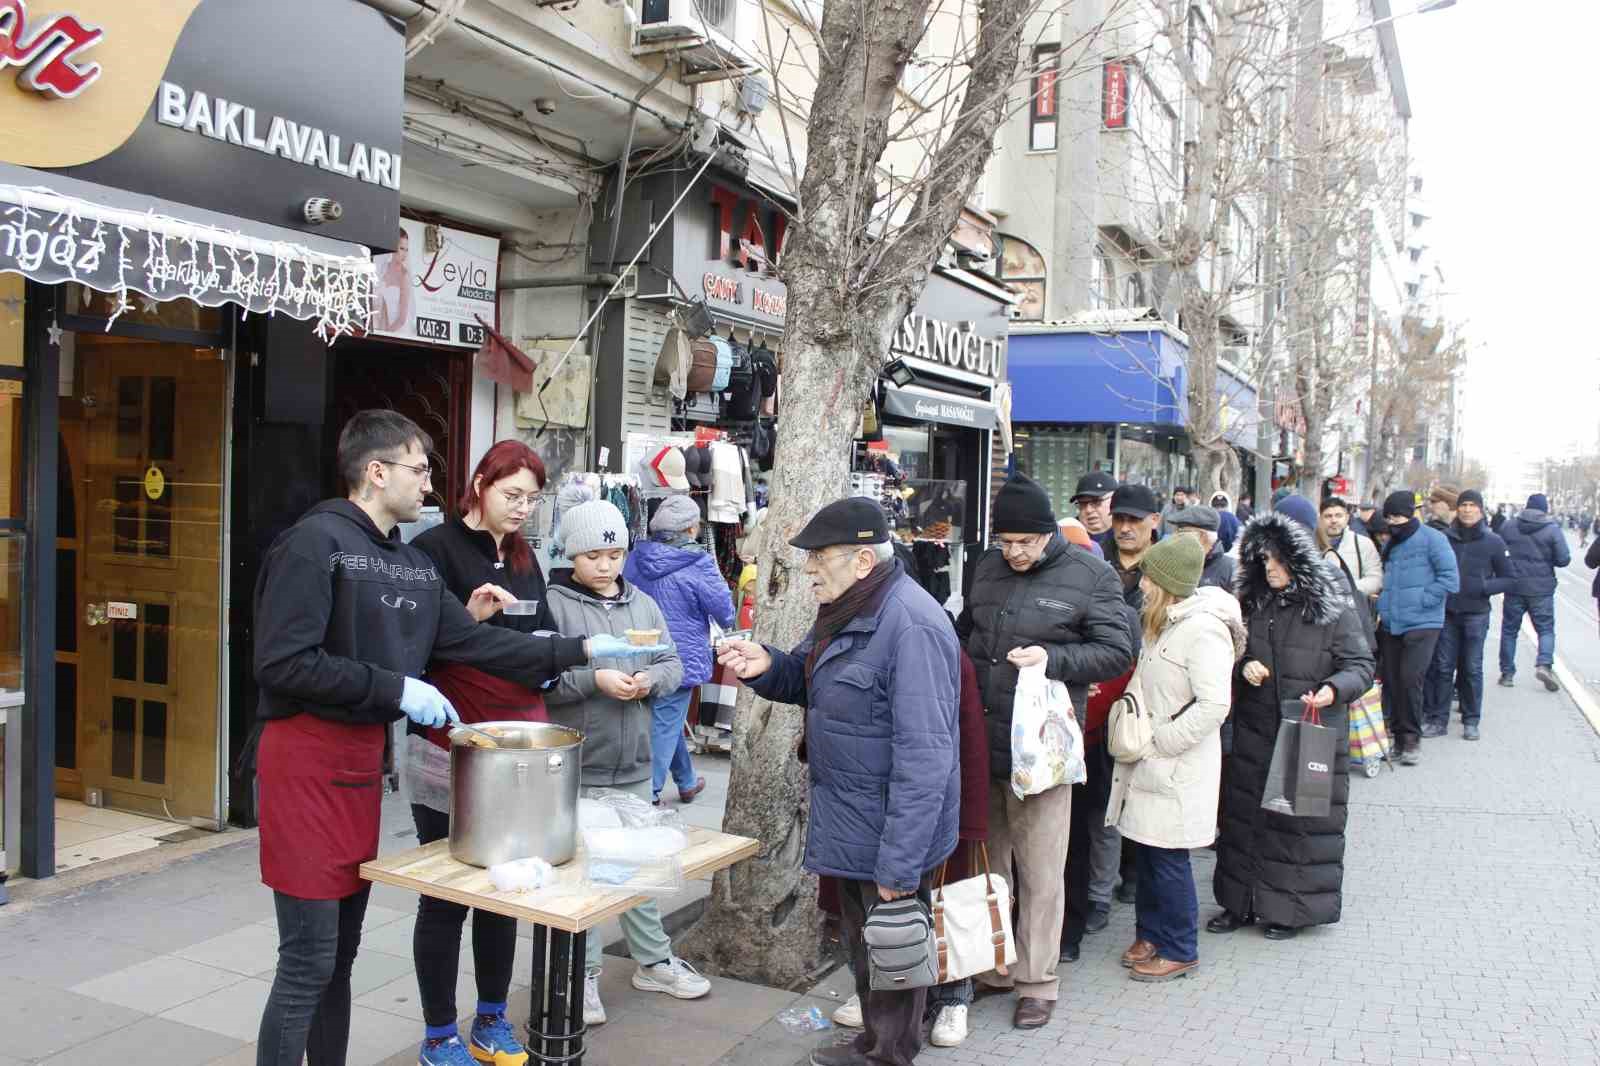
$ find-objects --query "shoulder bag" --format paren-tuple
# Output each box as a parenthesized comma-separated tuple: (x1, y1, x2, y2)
(862, 895, 940, 991)
(930, 843, 1016, 983)
(1106, 670, 1152, 763)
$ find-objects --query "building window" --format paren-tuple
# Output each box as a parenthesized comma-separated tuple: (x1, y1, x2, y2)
(1029, 45, 1060, 151)
(1092, 246, 1116, 309)
(997, 233, 1046, 320)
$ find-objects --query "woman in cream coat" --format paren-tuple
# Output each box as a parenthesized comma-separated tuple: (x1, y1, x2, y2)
(1106, 535, 1246, 983)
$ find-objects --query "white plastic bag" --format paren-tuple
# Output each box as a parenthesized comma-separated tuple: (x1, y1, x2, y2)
(488, 857, 554, 893)
(1009, 661, 1087, 799)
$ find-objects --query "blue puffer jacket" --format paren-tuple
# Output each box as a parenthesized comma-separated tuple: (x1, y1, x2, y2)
(746, 566, 960, 891)
(1376, 523, 1459, 634)
(1498, 508, 1570, 597)
(623, 539, 735, 689)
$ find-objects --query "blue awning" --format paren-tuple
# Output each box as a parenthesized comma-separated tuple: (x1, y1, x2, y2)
(1007, 327, 1188, 426)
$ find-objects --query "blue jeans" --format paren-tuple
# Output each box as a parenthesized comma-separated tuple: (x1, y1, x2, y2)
(650, 687, 697, 800)
(1426, 612, 1490, 727)
(1134, 843, 1197, 963)
(1499, 593, 1556, 676)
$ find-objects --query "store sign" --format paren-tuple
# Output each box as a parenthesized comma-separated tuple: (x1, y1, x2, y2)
(1, 0, 403, 250)
(156, 81, 400, 189)
(0, 1, 105, 98)
(891, 312, 1004, 380)
(370, 218, 499, 347)
(710, 185, 786, 274)
(1103, 61, 1129, 129)
(881, 386, 998, 430)
(701, 270, 786, 317)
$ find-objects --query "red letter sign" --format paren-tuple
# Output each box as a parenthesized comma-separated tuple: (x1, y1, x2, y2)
(0, 0, 105, 99)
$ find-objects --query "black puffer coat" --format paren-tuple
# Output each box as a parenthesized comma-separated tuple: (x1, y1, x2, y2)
(957, 534, 1133, 780)
(1216, 512, 1376, 929)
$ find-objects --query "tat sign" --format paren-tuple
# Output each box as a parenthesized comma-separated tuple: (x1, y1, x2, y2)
(370, 219, 499, 348)
(0, 0, 105, 98)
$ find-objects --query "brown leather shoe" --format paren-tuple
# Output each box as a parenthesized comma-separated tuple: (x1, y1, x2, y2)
(678, 776, 707, 803)
(1013, 997, 1054, 1029)
(1129, 955, 1199, 982)
(1120, 939, 1157, 968)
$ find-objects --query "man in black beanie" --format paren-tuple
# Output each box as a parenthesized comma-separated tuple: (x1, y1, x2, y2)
(957, 475, 1131, 1029)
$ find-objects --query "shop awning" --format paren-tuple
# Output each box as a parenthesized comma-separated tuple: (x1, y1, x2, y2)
(0, 163, 374, 337)
(882, 382, 998, 430)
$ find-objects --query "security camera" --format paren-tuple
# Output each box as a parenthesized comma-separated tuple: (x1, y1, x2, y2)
(533, 98, 556, 116)
(303, 198, 343, 225)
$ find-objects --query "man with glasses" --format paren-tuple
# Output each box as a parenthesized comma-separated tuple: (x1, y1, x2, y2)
(1070, 470, 1118, 557)
(251, 410, 662, 1066)
(718, 497, 960, 1066)
(956, 474, 1131, 1030)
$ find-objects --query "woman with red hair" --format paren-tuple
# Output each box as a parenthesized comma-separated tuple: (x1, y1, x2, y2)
(404, 440, 551, 1066)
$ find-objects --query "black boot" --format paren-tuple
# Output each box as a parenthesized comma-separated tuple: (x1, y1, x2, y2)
(1205, 910, 1250, 934)
(1263, 924, 1300, 941)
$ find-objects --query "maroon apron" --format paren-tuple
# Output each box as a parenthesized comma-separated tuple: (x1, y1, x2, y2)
(257, 714, 387, 899)
(422, 663, 547, 751)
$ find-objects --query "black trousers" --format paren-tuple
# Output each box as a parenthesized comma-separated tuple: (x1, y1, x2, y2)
(1062, 743, 1113, 948)
(1380, 628, 1441, 748)
(412, 804, 519, 1027)
(837, 873, 935, 1066)
(257, 886, 370, 1066)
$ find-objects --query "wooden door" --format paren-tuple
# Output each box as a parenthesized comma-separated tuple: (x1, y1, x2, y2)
(73, 336, 227, 823)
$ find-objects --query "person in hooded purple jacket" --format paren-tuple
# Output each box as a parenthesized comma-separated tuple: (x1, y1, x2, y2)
(624, 494, 736, 802)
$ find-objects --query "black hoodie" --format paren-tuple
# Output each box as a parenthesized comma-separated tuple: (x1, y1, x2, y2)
(253, 500, 587, 726)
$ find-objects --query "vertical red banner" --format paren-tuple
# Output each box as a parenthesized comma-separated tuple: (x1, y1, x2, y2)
(1103, 61, 1129, 129)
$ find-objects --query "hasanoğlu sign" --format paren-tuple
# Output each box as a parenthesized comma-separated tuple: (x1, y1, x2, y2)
(891, 311, 1005, 379)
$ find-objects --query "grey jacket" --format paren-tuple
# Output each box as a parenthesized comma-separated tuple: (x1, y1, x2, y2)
(544, 570, 683, 786)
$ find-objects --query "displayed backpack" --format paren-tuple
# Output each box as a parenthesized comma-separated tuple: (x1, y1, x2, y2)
(724, 336, 759, 420)
(687, 338, 719, 392)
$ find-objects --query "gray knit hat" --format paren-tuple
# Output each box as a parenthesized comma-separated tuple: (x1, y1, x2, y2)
(558, 500, 629, 557)
(649, 494, 701, 534)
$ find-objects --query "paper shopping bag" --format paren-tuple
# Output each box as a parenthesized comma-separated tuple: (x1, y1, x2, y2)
(1260, 701, 1335, 818)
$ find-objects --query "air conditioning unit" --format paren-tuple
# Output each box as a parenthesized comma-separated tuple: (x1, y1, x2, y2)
(637, 0, 735, 42)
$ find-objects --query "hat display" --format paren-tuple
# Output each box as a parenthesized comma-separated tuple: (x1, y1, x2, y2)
(1110, 484, 1158, 519)
(682, 444, 713, 490)
(993, 473, 1057, 534)
(789, 498, 890, 550)
(1167, 504, 1220, 532)
(649, 446, 690, 491)
(1071, 471, 1118, 501)
(1140, 535, 1205, 598)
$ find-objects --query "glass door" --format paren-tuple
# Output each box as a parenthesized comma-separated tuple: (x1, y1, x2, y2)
(66, 332, 227, 824)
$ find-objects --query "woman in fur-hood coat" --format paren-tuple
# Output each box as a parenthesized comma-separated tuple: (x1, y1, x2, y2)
(1211, 512, 1376, 937)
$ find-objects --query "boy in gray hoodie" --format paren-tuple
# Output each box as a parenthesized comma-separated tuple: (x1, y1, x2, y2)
(543, 499, 708, 1025)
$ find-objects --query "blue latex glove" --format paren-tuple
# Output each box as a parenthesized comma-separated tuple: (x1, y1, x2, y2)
(399, 677, 459, 728)
(588, 635, 671, 658)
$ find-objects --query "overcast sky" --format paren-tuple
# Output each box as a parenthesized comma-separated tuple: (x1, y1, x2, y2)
(1395, 1, 1598, 495)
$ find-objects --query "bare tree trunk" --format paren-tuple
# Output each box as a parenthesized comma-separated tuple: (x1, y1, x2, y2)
(679, 0, 1036, 989)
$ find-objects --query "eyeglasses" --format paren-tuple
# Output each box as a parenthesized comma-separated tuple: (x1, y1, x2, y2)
(796, 548, 850, 567)
(378, 459, 432, 480)
(997, 536, 1043, 556)
(496, 485, 534, 512)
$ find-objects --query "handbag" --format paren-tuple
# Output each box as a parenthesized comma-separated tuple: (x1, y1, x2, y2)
(930, 843, 1016, 983)
(1106, 671, 1152, 763)
(862, 895, 939, 991)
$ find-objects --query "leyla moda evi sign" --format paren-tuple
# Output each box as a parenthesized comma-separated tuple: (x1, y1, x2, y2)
(370, 219, 499, 348)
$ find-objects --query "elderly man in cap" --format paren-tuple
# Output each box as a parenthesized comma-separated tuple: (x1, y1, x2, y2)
(957, 474, 1131, 1029)
(1168, 504, 1236, 590)
(718, 498, 960, 1066)
(1071, 470, 1119, 556)
(1109, 484, 1162, 606)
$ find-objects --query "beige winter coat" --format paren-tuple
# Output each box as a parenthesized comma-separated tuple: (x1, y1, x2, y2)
(1107, 586, 1246, 850)
(1324, 530, 1383, 601)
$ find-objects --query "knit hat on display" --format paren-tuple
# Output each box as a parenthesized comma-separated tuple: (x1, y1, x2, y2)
(1384, 490, 1419, 519)
(1527, 493, 1550, 512)
(1457, 489, 1486, 509)
(559, 500, 630, 557)
(649, 494, 701, 534)
(1275, 493, 1319, 532)
(1430, 485, 1460, 507)
(1140, 534, 1205, 598)
(993, 473, 1057, 534)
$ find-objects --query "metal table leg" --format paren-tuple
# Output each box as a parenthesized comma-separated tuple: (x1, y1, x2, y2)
(527, 924, 587, 1064)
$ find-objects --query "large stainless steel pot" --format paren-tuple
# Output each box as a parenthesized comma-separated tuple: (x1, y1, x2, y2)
(448, 722, 583, 868)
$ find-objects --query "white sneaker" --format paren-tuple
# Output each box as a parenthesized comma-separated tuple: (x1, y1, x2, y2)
(930, 1004, 968, 1047)
(631, 956, 712, 1000)
(583, 973, 607, 1026)
(831, 993, 863, 1028)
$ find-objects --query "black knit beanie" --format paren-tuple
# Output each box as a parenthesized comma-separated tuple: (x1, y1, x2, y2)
(1383, 490, 1417, 519)
(993, 473, 1057, 534)
(1457, 489, 1485, 509)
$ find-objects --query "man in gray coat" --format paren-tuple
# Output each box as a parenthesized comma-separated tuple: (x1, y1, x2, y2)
(719, 497, 959, 1066)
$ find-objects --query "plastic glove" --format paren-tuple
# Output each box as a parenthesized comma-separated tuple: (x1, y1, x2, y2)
(587, 635, 670, 658)
(399, 677, 459, 728)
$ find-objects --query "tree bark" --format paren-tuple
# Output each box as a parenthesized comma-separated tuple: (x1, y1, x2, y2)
(678, 0, 1035, 989)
